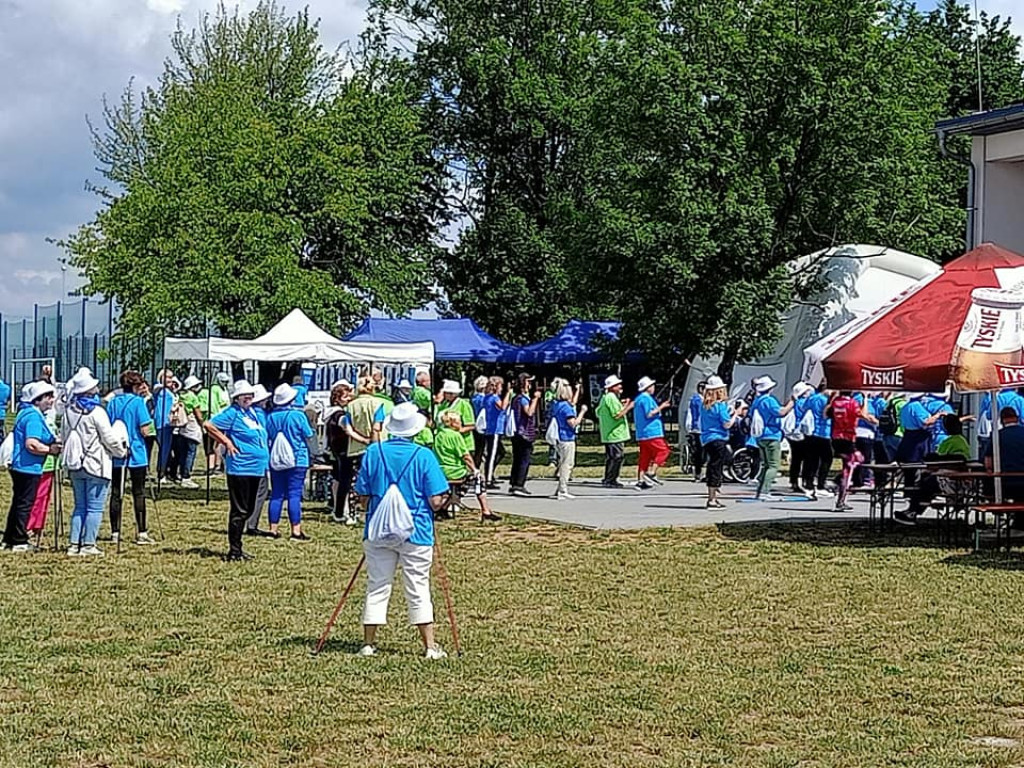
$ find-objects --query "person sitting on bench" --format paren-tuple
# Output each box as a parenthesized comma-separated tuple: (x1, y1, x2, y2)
(433, 411, 501, 522)
(896, 415, 971, 526)
(984, 407, 1024, 504)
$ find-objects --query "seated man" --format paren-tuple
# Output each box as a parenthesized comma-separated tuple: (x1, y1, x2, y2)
(433, 411, 501, 522)
(896, 415, 971, 525)
(984, 407, 1024, 503)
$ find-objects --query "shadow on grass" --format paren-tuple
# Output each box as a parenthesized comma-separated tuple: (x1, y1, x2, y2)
(156, 546, 225, 559)
(279, 635, 365, 656)
(942, 551, 1024, 570)
(716, 519, 967, 551)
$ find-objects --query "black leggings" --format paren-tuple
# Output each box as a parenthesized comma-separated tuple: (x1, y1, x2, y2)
(788, 439, 807, 488)
(226, 475, 261, 555)
(802, 436, 833, 490)
(510, 435, 534, 489)
(704, 440, 729, 489)
(2, 470, 40, 547)
(687, 433, 705, 476)
(110, 466, 148, 535)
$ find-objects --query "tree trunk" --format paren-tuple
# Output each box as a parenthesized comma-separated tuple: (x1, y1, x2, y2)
(717, 345, 739, 389)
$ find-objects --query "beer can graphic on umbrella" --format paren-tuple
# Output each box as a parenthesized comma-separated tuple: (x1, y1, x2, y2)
(951, 287, 1024, 391)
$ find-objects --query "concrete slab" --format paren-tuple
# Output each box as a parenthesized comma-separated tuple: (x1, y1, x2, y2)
(487, 478, 872, 530)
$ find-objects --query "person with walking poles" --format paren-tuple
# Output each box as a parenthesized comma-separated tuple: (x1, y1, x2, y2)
(508, 372, 541, 496)
(107, 370, 154, 546)
(700, 376, 744, 509)
(204, 380, 270, 561)
(481, 376, 509, 489)
(63, 371, 129, 557)
(684, 382, 705, 482)
(341, 376, 387, 526)
(596, 375, 633, 488)
(2, 382, 61, 553)
(266, 383, 315, 542)
(750, 376, 795, 501)
(633, 376, 671, 490)
(25, 385, 60, 548)
(355, 402, 453, 659)
(550, 381, 587, 500)
(152, 369, 177, 486)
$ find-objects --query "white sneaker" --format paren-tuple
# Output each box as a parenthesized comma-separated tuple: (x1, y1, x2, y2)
(344, 515, 359, 527)
(179, 479, 199, 489)
(111, 532, 120, 544)
(79, 545, 104, 557)
(9, 543, 34, 553)
(554, 492, 576, 500)
(357, 644, 377, 657)
(425, 645, 448, 660)
(816, 488, 834, 498)
(67, 546, 82, 557)
(136, 532, 154, 545)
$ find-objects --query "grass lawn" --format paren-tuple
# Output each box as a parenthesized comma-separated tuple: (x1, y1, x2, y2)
(5, 471, 1024, 767)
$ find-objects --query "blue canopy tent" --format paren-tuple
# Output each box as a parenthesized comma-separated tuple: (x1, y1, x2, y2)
(343, 318, 521, 363)
(511, 320, 644, 364)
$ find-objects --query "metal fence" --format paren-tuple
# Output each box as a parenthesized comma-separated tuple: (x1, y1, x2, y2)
(0, 298, 164, 389)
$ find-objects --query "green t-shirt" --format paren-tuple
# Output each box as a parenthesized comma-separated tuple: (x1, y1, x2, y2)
(374, 392, 395, 417)
(413, 426, 434, 448)
(937, 434, 970, 459)
(181, 391, 201, 412)
(435, 397, 475, 454)
(596, 392, 630, 443)
(433, 427, 469, 481)
(198, 385, 230, 419)
(413, 386, 432, 412)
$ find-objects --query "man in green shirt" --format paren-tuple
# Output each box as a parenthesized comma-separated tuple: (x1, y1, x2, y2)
(434, 379, 475, 455)
(198, 372, 231, 475)
(413, 369, 434, 412)
(595, 375, 634, 488)
(434, 410, 500, 522)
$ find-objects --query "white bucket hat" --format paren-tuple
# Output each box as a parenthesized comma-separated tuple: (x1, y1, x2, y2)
(441, 379, 461, 395)
(754, 376, 777, 394)
(637, 376, 656, 392)
(705, 375, 727, 390)
(792, 381, 813, 398)
(273, 383, 298, 406)
(70, 371, 100, 396)
(384, 401, 427, 438)
(604, 375, 622, 390)
(23, 381, 55, 403)
(182, 375, 202, 391)
(331, 379, 353, 391)
(216, 372, 231, 385)
(398, 379, 412, 390)
(252, 384, 271, 404)
(231, 379, 256, 399)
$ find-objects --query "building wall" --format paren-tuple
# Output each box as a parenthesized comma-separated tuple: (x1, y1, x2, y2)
(973, 129, 1024, 254)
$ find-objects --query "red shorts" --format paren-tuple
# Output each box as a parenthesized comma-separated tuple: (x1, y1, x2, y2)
(638, 437, 671, 473)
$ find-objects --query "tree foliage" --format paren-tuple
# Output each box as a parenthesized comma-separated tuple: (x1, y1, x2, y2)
(65, 2, 446, 358)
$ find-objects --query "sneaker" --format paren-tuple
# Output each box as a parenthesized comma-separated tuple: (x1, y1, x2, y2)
(510, 488, 530, 498)
(554, 492, 576, 500)
(66, 546, 82, 557)
(136, 532, 154, 545)
(343, 515, 359, 527)
(357, 644, 377, 657)
(179, 479, 199, 489)
(225, 551, 254, 562)
(290, 532, 311, 542)
(645, 474, 664, 487)
(816, 488, 834, 498)
(602, 481, 626, 489)
(425, 645, 448, 660)
(833, 503, 854, 513)
(10, 543, 39, 553)
(706, 500, 726, 509)
(893, 510, 917, 526)
(635, 481, 653, 491)
(79, 545, 104, 557)
(756, 494, 785, 502)
(111, 532, 120, 544)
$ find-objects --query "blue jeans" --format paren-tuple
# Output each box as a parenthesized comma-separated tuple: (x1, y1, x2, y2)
(269, 467, 307, 526)
(156, 425, 174, 477)
(69, 471, 111, 547)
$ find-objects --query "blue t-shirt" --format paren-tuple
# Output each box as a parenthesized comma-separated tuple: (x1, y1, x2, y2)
(793, 394, 810, 426)
(153, 387, 175, 429)
(209, 404, 269, 476)
(807, 392, 831, 438)
(981, 391, 1024, 423)
(549, 400, 577, 442)
(900, 400, 930, 432)
(471, 394, 485, 416)
(687, 394, 702, 433)
(107, 392, 152, 468)
(633, 392, 664, 440)
(925, 397, 954, 451)
(482, 394, 507, 435)
(293, 384, 309, 408)
(266, 407, 315, 469)
(853, 393, 875, 437)
(356, 438, 450, 547)
(700, 402, 731, 445)
(11, 406, 53, 475)
(0, 378, 11, 421)
(751, 394, 783, 442)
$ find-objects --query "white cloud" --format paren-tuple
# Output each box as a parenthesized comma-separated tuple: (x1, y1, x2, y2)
(0, 0, 367, 315)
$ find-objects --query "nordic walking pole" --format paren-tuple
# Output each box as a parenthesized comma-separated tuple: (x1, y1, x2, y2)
(116, 463, 127, 555)
(312, 554, 366, 656)
(52, 465, 61, 552)
(433, 529, 462, 657)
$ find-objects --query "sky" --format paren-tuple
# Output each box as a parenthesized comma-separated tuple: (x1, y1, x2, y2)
(0, 0, 1019, 321)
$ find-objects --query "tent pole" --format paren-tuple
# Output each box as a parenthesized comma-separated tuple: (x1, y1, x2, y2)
(206, 360, 212, 507)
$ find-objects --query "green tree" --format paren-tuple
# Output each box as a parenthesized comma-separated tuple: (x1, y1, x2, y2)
(65, 2, 446, 360)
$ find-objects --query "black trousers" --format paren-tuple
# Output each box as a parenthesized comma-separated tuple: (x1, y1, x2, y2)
(473, 432, 486, 467)
(226, 475, 261, 555)
(110, 466, 148, 535)
(603, 441, 625, 484)
(852, 437, 875, 486)
(788, 439, 807, 489)
(802, 436, 833, 490)
(482, 434, 505, 483)
(3, 469, 41, 547)
(510, 435, 534, 489)
(687, 433, 705, 477)
(704, 440, 728, 489)
(338, 455, 363, 518)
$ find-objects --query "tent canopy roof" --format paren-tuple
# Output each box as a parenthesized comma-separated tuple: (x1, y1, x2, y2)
(512, 320, 642, 365)
(343, 317, 520, 362)
(805, 243, 1024, 392)
(164, 309, 434, 364)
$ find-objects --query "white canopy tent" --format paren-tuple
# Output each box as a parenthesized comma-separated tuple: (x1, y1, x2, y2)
(163, 309, 434, 364)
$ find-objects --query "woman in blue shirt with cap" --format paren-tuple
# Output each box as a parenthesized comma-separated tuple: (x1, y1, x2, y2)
(266, 383, 315, 541)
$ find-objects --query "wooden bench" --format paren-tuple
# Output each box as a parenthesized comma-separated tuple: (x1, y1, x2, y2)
(971, 504, 1024, 551)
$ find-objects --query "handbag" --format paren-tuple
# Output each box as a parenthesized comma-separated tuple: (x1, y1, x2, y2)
(169, 401, 188, 428)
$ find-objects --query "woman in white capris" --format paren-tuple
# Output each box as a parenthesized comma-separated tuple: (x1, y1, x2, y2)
(355, 402, 452, 659)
